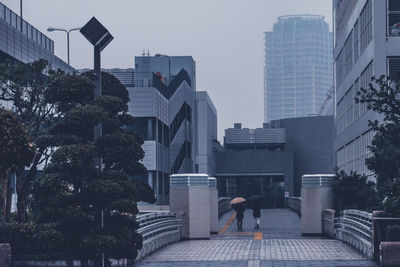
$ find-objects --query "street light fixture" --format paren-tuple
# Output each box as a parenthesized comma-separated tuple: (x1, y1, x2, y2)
(47, 27, 81, 65)
(80, 17, 113, 267)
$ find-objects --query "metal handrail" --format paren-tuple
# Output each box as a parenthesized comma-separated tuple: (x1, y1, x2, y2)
(136, 212, 182, 260)
(335, 209, 373, 259)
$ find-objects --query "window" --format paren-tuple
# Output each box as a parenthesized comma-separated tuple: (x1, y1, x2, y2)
(345, 86, 354, 127)
(337, 97, 345, 135)
(0, 4, 4, 20)
(354, 79, 360, 121)
(360, 0, 372, 54)
(345, 30, 353, 74)
(354, 20, 359, 62)
(360, 61, 373, 115)
(387, 57, 400, 79)
(5, 8, 11, 24)
(28, 24, 33, 39)
(11, 12, 16, 28)
(388, 0, 400, 35)
(22, 21, 27, 35)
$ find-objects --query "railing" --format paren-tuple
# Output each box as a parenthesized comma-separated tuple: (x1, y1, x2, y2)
(287, 197, 301, 215)
(136, 211, 181, 260)
(335, 209, 373, 259)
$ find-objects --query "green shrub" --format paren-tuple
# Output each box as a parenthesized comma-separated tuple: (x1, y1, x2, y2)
(334, 170, 381, 212)
(386, 225, 400, 241)
(0, 223, 64, 256)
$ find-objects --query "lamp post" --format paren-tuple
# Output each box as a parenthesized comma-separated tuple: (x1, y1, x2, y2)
(155, 53, 171, 83)
(47, 27, 81, 65)
(80, 17, 113, 267)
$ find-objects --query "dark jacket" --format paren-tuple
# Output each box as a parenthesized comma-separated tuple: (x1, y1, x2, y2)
(252, 201, 261, 218)
(234, 204, 245, 220)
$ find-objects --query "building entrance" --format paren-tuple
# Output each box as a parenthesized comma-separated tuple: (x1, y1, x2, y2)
(217, 175, 285, 208)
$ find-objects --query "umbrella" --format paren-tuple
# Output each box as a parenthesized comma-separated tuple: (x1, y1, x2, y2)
(248, 195, 262, 208)
(230, 197, 246, 205)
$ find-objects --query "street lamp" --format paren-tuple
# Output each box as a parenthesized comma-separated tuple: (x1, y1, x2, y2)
(155, 53, 171, 83)
(47, 27, 81, 65)
(80, 17, 113, 267)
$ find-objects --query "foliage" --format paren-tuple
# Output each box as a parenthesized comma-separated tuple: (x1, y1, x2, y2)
(0, 59, 64, 222)
(334, 169, 380, 212)
(29, 70, 155, 263)
(0, 108, 35, 220)
(386, 225, 400, 241)
(356, 75, 400, 217)
(0, 223, 63, 256)
(0, 108, 35, 173)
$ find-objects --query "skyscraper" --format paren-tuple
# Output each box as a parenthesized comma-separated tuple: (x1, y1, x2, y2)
(264, 15, 333, 122)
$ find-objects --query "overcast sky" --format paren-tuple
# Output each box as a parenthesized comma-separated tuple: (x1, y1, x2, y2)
(3, 0, 332, 141)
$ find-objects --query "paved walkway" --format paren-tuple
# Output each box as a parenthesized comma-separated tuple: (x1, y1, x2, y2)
(134, 209, 378, 267)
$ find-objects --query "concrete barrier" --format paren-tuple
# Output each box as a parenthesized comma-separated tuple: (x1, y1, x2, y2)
(288, 197, 301, 215)
(322, 209, 335, 238)
(380, 242, 400, 266)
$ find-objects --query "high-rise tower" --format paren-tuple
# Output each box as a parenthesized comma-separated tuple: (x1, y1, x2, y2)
(264, 15, 333, 122)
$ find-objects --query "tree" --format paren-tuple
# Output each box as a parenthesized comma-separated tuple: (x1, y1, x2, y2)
(30, 71, 155, 265)
(356, 75, 400, 217)
(0, 59, 64, 222)
(0, 108, 35, 222)
(334, 169, 380, 212)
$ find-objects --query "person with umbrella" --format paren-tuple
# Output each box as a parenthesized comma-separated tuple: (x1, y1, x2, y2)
(248, 195, 261, 229)
(230, 197, 246, 230)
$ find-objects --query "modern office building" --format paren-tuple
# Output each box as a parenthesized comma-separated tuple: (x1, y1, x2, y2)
(102, 68, 135, 87)
(126, 55, 197, 204)
(195, 91, 217, 176)
(216, 116, 334, 207)
(0, 2, 73, 72)
(333, 0, 400, 176)
(264, 15, 333, 122)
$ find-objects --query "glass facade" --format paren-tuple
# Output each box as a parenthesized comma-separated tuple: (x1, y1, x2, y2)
(0, 2, 72, 72)
(264, 15, 333, 122)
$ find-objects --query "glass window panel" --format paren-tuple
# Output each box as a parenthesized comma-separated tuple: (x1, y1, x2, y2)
(22, 21, 27, 35)
(16, 16, 21, 31)
(11, 12, 16, 28)
(0, 4, 4, 20)
(389, 0, 400, 11)
(5, 9, 10, 24)
(28, 24, 32, 38)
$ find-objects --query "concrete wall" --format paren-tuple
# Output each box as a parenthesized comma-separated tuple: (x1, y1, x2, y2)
(301, 187, 334, 234)
(196, 91, 217, 176)
(272, 116, 334, 196)
(216, 150, 294, 196)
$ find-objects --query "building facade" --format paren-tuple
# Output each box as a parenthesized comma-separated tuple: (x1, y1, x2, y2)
(126, 55, 196, 204)
(195, 91, 217, 176)
(0, 2, 73, 72)
(216, 116, 334, 207)
(333, 0, 400, 176)
(264, 15, 333, 122)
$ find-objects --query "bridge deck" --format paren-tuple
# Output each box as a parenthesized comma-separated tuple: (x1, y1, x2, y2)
(135, 209, 378, 267)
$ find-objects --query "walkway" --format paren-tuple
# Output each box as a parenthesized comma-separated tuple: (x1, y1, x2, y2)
(135, 209, 378, 267)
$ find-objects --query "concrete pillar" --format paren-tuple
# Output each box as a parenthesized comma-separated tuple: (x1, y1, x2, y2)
(301, 174, 335, 235)
(208, 177, 218, 234)
(170, 174, 210, 239)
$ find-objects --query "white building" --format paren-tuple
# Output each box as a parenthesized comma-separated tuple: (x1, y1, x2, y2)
(195, 91, 217, 176)
(334, 0, 400, 176)
(264, 15, 333, 122)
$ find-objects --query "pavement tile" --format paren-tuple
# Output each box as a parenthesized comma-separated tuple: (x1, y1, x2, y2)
(135, 209, 378, 267)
